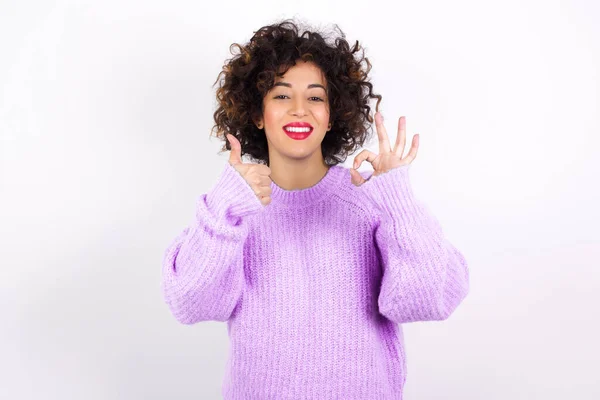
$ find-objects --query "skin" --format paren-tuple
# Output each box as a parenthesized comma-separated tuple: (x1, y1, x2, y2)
(350, 112, 420, 186)
(253, 60, 332, 191)
(248, 59, 421, 191)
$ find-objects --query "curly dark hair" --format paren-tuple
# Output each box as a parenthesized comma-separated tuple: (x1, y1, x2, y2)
(210, 18, 382, 166)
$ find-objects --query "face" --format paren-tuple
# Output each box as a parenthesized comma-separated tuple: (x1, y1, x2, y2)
(255, 60, 331, 165)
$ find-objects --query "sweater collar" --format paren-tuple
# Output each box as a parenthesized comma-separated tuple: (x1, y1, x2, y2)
(268, 165, 344, 208)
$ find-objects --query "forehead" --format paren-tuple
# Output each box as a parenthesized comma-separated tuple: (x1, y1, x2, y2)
(275, 61, 326, 84)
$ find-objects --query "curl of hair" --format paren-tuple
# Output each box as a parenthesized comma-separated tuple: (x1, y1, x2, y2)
(210, 18, 382, 166)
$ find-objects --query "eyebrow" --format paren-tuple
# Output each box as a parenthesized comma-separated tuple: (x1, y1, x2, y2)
(273, 82, 326, 91)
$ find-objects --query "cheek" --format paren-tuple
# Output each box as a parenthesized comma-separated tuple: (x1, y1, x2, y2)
(263, 105, 283, 125)
(316, 108, 330, 123)
(264, 115, 280, 132)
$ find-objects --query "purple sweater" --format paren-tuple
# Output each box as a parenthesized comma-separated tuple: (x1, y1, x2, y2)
(161, 162, 469, 399)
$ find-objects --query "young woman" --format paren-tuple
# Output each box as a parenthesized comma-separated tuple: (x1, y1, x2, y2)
(162, 19, 469, 399)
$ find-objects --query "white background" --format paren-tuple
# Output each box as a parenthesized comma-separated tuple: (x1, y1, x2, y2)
(1, 0, 599, 398)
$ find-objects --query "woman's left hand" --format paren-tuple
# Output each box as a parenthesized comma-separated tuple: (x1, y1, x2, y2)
(350, 112, 419, 186)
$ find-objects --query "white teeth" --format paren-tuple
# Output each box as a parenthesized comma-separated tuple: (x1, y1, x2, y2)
(285, 127, 312, 132)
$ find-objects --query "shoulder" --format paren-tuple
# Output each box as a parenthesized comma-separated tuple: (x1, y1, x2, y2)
(328, 165, 379, 225)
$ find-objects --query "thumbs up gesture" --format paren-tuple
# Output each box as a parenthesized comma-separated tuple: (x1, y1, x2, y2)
(227, 134, 273, 206)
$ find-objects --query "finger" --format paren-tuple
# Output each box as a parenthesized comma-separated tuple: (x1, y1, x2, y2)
(353, 149, 377, 169)
(394, 116, 407, 157)
(349, 168, 367, 186)
(258, 174, 272, 186)
(227, 134, 243, 166)
(258, 165, 272, 176)
(375, 112, 391, 155)
(403, 134, 419, 163)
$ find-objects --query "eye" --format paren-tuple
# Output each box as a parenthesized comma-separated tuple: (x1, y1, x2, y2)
(273, 95, 324, 102)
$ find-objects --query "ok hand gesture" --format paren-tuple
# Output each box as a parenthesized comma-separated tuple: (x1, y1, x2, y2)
(350, 112, 419, 186)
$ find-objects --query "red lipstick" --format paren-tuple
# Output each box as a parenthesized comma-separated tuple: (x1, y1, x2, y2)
(282, 122, 314, 140)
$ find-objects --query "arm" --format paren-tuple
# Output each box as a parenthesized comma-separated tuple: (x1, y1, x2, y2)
(360, 165, 469, 324)
(161, 162, 264, 324)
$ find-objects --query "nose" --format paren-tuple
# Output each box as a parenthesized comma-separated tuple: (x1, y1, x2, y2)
(289, 97, 307, 117)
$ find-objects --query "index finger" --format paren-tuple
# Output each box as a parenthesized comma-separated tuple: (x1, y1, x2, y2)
(375, 112, 391, 154)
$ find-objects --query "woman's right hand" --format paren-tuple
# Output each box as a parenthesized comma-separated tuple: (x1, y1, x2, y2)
(227, 134, 273, 206)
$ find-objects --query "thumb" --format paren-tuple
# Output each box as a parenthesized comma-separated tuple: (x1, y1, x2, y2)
(227, 134, 243, 166)
(349, 168, 367, 187)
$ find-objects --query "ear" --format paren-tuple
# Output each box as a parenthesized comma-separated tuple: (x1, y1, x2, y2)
(252, 115, 264, 130)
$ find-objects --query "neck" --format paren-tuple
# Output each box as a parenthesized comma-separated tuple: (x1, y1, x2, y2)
(268, 156, 330, 191)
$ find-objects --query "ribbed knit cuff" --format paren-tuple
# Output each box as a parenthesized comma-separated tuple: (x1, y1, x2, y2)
(205, 162, 265, 221)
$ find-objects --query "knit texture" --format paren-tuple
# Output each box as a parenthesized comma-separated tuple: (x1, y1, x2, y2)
(161, 162, 470, 399)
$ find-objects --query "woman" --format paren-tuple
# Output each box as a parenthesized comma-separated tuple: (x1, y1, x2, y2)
(162, 19, 469, 399)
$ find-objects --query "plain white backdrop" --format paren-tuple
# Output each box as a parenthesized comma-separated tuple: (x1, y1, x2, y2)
(1, 0, 599, 398)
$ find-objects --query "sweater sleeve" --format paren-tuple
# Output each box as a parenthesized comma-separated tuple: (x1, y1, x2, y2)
(358, 165, 469, 324)
(161, 162, 265, 324)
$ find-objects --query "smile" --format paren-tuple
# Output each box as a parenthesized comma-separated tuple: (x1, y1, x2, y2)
(283, 126, 313, 140)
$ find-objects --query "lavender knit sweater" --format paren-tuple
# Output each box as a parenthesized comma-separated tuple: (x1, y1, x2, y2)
(161, 162, 469, 399)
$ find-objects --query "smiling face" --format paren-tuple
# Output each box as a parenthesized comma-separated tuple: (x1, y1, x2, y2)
(255, 60, 331, 166)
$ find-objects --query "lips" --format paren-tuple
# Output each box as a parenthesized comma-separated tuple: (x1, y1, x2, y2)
(283, 122, 313, 140)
